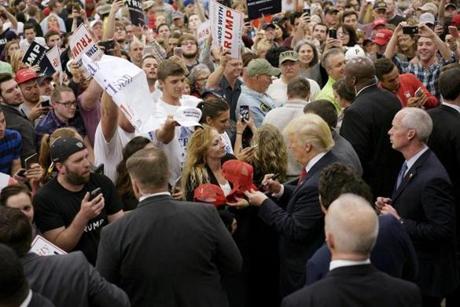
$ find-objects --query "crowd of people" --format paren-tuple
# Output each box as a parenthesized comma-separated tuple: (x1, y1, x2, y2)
(0, 0, 460, 306)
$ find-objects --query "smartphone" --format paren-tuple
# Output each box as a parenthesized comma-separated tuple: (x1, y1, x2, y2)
(415, 87, 424, 97)
(173, 47, 183, 57)
(403, 26, 418, 35)
(240, 105, 250, 121)
(98, 40, 115, 54)
(25, 153, 38, 169)
(89, 187, 102, 201)
(303, 8, 310, 15)
(16, 169, 27, 178)
(328, 28, 337, 39)
(41, 100, 50, 107)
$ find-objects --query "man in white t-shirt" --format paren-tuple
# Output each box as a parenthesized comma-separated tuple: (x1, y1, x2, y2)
(94, 92, 135, 182)
(267, 50, 320, 106)
(153, 59, 200, 186)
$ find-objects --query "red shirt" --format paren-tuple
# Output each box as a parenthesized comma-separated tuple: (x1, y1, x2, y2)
(393, 73, 438, 109)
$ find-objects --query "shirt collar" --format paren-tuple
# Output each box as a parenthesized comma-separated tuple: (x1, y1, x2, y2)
(139, 191, 171, 202)
(442, 101, 460, 113)
(405, 145, 429, 174)
(19, 290, 32, 307)
(241, 85, 266, 98)
(329, 259, 371, 271)
(305, 152, 327, 173)
(355, 80, 377, 97)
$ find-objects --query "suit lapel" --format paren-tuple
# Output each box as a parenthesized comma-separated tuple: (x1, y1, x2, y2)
(392, 150, 431, 201)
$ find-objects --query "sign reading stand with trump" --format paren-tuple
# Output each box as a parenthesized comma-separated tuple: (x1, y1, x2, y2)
(209, 0, 244, 59)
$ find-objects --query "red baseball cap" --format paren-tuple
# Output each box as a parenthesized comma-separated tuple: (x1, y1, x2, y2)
(222, 160, 257, 202)
(373, 29, 393, 46)
(372, 18, 387, 29)
(193, 184, 227, 207)
(15, 68, 39, 85)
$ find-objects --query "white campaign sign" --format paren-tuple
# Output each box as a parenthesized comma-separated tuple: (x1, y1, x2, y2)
(197, 20, 211, 46)
(46, 45, 62, 72)
(69, 24, 102, 62)
(81, 54, 161, 133)
(30, 235, 67, 256)
(209, 0, 244, 59)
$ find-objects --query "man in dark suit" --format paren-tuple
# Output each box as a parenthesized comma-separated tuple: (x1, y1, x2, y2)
(428, 67, 460, 306)
(243, 114, 338, 296)
(282, 194, 422, 307)
(96, 147, 242, 307)
(0, 207, 130, 307)
(340, 56, 403, 197)
(377, 107, 458, 306)
(0, 243, 55, 307)
(306, 163, 418, 285)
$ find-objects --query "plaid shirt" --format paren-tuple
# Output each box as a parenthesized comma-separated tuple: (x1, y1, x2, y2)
(35, 110, 86, 147)
(0, 129, 22, 174)
(393, 53, 457, 98)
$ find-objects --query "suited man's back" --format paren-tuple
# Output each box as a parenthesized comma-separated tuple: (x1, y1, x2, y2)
(97, 195, 242, 307)
(22, 251, 130, 307)
(283, 265, 421, 307)
(340, 85, 403, 197)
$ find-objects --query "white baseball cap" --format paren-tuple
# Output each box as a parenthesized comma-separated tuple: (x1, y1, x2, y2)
(174, 106, 202, 127)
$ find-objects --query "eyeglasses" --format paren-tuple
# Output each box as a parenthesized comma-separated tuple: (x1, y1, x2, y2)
(56, 100, 77, 108)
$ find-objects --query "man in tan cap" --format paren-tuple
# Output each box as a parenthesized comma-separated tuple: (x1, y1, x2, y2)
(235, 58, 280, 127)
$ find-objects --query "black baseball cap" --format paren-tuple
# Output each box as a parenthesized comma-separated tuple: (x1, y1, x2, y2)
(50, 137, 86, 163)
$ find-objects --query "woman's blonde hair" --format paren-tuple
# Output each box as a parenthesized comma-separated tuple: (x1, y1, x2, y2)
(284, 114, 335, 152)
(250, 124, 288, 182)
(39, 127, 81, 181)
(181, 125, 217, 200)
(9, 50, 27, 72)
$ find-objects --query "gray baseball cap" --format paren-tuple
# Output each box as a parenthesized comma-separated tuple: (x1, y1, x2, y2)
(247, 59, 280, 77)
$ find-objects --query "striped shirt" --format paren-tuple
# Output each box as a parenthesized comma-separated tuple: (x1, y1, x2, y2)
(0, 129, 22, 174)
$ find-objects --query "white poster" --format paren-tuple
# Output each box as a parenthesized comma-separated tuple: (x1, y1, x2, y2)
(69, 24, 103, 62)
(209, 0, 244, 59)
(46, 45, 62, 72)
(81, 54, 160, 133)
(30, 235, 67, 256)
(197, 20, 211, 46)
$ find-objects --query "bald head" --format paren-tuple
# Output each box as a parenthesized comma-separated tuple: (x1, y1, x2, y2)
(344, 56, 376, 84)
(325, 194, 379, 257)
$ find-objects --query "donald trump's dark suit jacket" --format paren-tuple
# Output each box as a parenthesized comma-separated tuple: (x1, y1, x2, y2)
(257, 151, 338, 296)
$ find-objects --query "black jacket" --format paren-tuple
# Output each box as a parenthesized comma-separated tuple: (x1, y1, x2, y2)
(340, 85, 403, 197)
(282, 264, 421, 307)
(96, 194, 242, 307)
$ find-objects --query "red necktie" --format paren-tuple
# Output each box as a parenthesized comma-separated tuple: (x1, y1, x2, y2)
(298, 168, 308, 187)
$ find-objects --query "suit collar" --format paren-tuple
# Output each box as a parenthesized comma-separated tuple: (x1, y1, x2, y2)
(295, 151, 336, 191)
(137, 194, 173, 208)
(440, 103, 460, 114)
(327, 263, 377, 278)
(392, 149, 432, 201)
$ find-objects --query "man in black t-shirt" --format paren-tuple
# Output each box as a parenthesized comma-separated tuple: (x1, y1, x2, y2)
(34, 137, 124, 264)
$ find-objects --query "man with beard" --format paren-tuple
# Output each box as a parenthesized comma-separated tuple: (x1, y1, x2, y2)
(35, 86, 88, 150)
(385, 23, 456, 98)
(0, 73, 36, 161)
(141, 54, 159, 98)
(16, 68, 49, 123)
(34, 137, 124, 264)
(178, 33, 199, 72)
